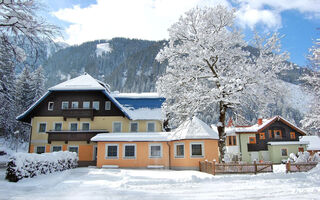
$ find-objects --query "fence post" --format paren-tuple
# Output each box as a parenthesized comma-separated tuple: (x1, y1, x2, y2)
(271, 163, 273, 172)
(199, 161, 202, 172)
(254, 161, 257, 174)
(286, 161, 290, 173)
(212, 160, 216, 176)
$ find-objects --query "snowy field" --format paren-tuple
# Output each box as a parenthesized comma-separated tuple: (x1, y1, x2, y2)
(0, 164, 320, 200)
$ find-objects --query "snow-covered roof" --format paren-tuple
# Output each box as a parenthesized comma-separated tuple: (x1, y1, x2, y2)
(226, 116, 306, 135)
(171, 117, 219, 140)
(300, 136, 320, 150)
(49, 74, 106, 91)
(17, 73, 165, 122)
(91, 132, 171, 142)
(112, 92, 162, 99)
(268, 141, 309, 146)
(125, 108, 164, 121)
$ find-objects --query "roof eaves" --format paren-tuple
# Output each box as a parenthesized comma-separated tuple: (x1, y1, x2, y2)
(16, 91, 51, 121)
(102, 90, 132, 120)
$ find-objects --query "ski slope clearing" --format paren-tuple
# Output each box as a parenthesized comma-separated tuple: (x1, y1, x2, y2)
(0, 165, 319, 200)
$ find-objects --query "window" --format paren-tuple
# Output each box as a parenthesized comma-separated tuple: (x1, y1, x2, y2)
(105, 144, 118, 159)
(70, 123, 78, 131)
(190, 143, 204, 157)
(83, 101, 90, 109)
(227, 136, 237, 146)
(112, 122, 122, 132)
(68, 146, 79, 154)
(36, 146, 45, 154)
(298, 147, 304, 152)
(259, 132, 265, 140)
(105, 101, 111, 110)
(93, 101, 100, 110)
(268, 130, 272, 139)
(62, 101, 69, 109)
(274, 130, 282, 139)
(147, 122, 156, 132)
(149, 144, 162, 158)
(54, 122, 62, 131)
(174, 143, 184, 158)
(281, 148, 288, 156)
(123, 144, 136, 158)
(52, 146, 62, 152)
(38, 123, 46, 133)
(81, 122, 90, 131)
(290, 132, 296, 139)
(249, 137, 256, 144)
(48, 102, 54, 111)
(130, 122, 138, 132)
(71, 101, 79, 109)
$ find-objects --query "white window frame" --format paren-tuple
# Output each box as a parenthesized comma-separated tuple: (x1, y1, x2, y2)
(81, 122, 90, 131)
(93, 145, 98, 160)
(35, 146, 46, 154)
(174, 143, 185, 158)
(68, 145, 79, 154)
(105, 144, 119, 159)
(112, 121, 122, 132)
(38, 122, 47, 133)
(123, 144, 136, 159)
(51, 145, 62, 152)
(53, 122, 63, 131)
(105, 101, 111, 110)
(93, 101, 100, 110)
(149, 143, 162, 158)
(129, 122, 139, 132)
(83, 101, 90, 109)
(48, 102, 54, 111)
(146, 121, 156, 132)
(190, 142, 204, 158)
(71, 101, 79, 109)
(69, 122, 78, 131)
(61, 101, 69, 109)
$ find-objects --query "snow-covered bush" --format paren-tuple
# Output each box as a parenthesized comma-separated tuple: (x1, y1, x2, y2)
(5, 151, 78, 182)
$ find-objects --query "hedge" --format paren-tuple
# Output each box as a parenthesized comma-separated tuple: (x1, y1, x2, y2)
(5, 151, 78, 182)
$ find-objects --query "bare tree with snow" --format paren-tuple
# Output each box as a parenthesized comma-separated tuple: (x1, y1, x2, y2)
(156, 6, 290, 160)
(301, 36, 320, 135)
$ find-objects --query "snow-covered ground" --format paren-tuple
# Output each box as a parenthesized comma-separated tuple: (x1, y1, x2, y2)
(0, 164, 319, 200)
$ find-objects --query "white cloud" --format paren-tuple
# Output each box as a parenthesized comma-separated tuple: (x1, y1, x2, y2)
(234, 0, 320, 30)
(53, 0, 230, 44)
(53, 0, 319, 44)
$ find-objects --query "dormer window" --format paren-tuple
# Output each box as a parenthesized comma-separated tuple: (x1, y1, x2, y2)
(48, 102, 54, 111)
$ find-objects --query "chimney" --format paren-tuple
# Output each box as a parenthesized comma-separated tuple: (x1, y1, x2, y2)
(257, 118, 263, 126)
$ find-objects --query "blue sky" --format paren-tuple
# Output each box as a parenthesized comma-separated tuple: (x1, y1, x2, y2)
(42, 0, 320, 67)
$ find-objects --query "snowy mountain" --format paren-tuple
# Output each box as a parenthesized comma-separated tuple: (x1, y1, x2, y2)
(33, 37, 311, 126)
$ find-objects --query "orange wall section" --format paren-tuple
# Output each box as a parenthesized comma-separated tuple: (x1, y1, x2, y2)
(96, 139, 219, 169)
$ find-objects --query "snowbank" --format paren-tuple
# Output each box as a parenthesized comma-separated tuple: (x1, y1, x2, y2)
(5, 151, 78, 182)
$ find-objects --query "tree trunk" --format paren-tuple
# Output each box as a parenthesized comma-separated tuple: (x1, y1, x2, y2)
(217, 101, 227, 162)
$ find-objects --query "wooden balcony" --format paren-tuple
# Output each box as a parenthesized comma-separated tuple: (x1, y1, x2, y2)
(247, 143, 268, 152)
(62, 108, 95, 121)
(47, 130, 108, 144)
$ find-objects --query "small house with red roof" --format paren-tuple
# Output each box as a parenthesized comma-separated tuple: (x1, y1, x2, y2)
(225, 116, 308, 163)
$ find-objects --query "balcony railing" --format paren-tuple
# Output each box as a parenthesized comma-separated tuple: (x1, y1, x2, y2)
(47, 130, 108, 144)
(61, 108, 95, 120)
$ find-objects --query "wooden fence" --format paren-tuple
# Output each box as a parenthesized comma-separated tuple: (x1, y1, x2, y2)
(285, 162, 318, 173)
(199, 161, 273, 175)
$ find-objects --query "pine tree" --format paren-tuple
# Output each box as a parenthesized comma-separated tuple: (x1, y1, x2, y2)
(31, 65, 46, 102)
(0, 40, 16, 138)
